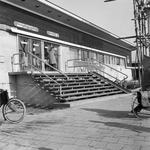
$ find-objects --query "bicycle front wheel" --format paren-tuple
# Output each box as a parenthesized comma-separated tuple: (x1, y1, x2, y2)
(2, 99, 26, 123)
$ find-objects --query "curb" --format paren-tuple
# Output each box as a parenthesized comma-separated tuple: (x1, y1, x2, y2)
(53, 93, 133, 108)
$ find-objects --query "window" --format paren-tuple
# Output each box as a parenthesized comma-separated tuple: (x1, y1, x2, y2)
(98, 54, 103, 63)
(70, 47, 78, 59)
(91, 52, 96, 62)
(116, 57, 120, 65)
(104, 55, 107, 63)
(18, 36, 42, 71)
(110, 56, 112, 64)
(19, 36, 30, 71)
(106, 55, 110, 64)
(120, 58, 125, 66)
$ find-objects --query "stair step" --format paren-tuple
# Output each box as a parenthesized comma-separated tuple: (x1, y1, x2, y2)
(63, 90, 124, 102)
(34, 72, 93, 78)
(54, 86, 113, 93)
(45, 82, 102, 87)
(41, 79, 102, 84)
(33, 71, 128, 104)
(58, 88, 119, 98)
(35, 75, 99, 80)
(47, 82, 110, 89)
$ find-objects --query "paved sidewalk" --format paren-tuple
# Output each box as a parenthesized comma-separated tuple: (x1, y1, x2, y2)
(0, 94, 150, 150)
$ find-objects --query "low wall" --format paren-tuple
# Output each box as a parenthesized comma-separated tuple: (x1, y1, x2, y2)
(9, 73, 56, 108)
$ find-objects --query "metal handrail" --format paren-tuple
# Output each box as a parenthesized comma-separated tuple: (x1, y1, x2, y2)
(11, 52, 70, 97)
(28, 63, 61, 86)
(65, 58, 128, 84)
(91, 58, 128, 82)
(11, 52, 69, 79)
(65, 58, 89, 71)
(28, 51, 69, 79)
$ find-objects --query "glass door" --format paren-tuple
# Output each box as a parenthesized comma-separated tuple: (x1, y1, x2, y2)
(44, 42, 59, 71)
(19, 37, 29, 71)
(30, 39, 41, 70)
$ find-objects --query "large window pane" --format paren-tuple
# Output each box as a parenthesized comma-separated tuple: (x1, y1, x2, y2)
(31, 39, 41, 69)
(19, 37, 30, 71)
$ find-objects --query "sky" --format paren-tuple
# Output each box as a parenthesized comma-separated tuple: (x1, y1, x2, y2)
(48, 0, 135, 44)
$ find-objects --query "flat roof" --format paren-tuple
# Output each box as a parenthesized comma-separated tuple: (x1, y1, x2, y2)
(2, 0, 136, 51)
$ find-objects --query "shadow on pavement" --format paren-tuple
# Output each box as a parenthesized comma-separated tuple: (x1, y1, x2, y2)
(89, 120, 150, 133)
(38, 148, 53, 150)
(82, 108, 135, 119)
(0, 120, 4, 126)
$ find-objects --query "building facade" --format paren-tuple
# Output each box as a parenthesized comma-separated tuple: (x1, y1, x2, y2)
(0, 0, 135, 98)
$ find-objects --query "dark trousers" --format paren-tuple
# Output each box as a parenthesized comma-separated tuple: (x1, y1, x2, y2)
(134, 91, 148, 112)
(50, 64, 56, 71)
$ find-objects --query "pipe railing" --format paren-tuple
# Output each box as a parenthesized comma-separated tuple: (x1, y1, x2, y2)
(11, 52, 69, 79)
(65, 58, 128, 85)
(28, 61, 62, 97)
(27, 51, 69, 79)
(91, 58, 128, 83)
(11, 52, 70, 97)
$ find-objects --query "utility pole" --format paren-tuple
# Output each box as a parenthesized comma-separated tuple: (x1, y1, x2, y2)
(104, 0, 150, 90)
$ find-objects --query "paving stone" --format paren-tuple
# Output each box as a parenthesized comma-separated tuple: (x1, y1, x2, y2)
(74, 139, 92, 146)
(58, 144, 78, 150)
(33, 134, 50, 141)
(0, 142, 8, 148)
(122, 145, 141, 150)
(1, 95, 150, 150)
(16, 146, 34, 150)
(141, 146, 150, 150)
(45, 142, 63, 149)
(75, 146, 92, 150)
(59, 137, 77, 144)
(90, 141, 107, 149)
(134, 140, 150, 146)
(46, 135, 63, 142)
(101, 137, 119, 143)
(129, 135, 145, 140)
(105, 143, 124, 150)
(1, 144, 19, 150)
(118, 139, 134, 145)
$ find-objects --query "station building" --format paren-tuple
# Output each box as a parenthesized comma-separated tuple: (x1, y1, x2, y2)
(0, 0, 136, 107)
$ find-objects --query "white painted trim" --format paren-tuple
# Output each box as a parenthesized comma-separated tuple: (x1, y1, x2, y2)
(1, 0, 134, 51)
(10, 27, 132, 69)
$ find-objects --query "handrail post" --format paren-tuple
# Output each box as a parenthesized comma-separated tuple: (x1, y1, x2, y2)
(11, 56, 14, 72)
(59, 86, 62, 97)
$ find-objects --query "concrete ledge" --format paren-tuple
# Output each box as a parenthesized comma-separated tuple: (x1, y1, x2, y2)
(53, 93, 133, 108)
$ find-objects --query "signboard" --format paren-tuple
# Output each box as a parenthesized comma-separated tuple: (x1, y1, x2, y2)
(47, 31, 59, 38)
(14, 21, 39, 32)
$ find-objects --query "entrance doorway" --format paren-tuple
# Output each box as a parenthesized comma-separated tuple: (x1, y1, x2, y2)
(19, 37, 29, 71)
(44, 42, 59, 71)
(18, 36, 42, 71)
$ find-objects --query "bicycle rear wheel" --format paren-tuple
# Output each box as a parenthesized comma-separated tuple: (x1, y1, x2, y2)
(2, 99, 26, 123)
(132, 97, 150, 119)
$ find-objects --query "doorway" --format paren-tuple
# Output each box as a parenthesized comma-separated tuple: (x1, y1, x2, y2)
(44, 42, 59, 71)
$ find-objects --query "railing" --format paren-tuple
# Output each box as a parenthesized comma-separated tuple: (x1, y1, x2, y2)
(11, 52, 70, 97)
(65, 58, 128, 85)
(11, 52, 69, 79)
(91, 58, 128, 83)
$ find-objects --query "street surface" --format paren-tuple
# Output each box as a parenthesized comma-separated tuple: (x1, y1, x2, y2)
(0, 94, 150, 150)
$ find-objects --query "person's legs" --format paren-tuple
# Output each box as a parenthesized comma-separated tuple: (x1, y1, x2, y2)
(131, 91, 143, 113)
(134, 104, 143, 112)
(50, 64, 56, 71)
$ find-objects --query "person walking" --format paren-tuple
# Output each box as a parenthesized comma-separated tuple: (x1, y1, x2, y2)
(47, 44, 57, 71)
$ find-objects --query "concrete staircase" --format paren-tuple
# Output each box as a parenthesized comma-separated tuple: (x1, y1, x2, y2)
(33, 72, 129, 102)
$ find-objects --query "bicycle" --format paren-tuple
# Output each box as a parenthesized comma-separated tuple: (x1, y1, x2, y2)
(131, 88, 150, 119)
(0, 89, 26, 123)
